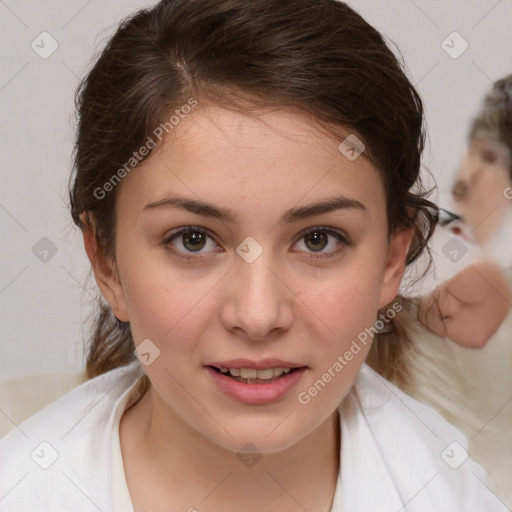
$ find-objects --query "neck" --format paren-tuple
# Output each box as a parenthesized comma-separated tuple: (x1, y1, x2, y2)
(120, 385, 341, 512)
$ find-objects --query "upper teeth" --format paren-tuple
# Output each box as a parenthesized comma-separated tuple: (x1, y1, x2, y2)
(219, 367, 292, 379)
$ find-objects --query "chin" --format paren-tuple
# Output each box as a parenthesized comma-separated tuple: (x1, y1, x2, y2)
(202, 419, 310, 455)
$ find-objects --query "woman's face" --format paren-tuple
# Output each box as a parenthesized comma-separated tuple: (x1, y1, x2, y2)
(452, 137, 512, 244)
(93, 104, 410, 454)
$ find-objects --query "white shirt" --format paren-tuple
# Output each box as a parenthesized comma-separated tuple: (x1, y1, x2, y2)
(0, 361, 507, 511)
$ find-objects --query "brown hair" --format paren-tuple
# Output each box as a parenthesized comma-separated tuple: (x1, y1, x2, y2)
(68, 0, 438, 384)
(468, 73, 512, 179)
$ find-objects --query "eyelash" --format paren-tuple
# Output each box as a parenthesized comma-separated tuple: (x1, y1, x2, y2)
(162, 225, 350, 262)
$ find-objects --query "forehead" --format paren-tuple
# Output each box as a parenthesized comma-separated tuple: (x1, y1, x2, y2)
(118, 103, 384, 211)
(167, 103, 348, 165)
(469, 137, 511, 158)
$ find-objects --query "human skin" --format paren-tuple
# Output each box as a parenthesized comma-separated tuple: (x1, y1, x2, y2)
(418, 260, 512, 347)
(83, 104, 412, 511)
(452, 137, 512, 245)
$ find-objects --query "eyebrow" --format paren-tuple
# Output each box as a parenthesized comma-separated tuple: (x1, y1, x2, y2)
(143, 195, 366, 224)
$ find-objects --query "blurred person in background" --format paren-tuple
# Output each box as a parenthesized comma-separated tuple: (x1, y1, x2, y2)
(451, 73, 512, 267)
(376, 74, 512, 506)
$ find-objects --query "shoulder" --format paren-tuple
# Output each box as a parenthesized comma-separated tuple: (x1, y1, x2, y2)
(0, 361, 144, 511)
(352, 362, 463, 434)
(338, 363, 508, 511)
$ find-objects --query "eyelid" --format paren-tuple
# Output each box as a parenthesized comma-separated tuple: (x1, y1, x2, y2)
(163, 226, 221, 261)
(292, 226, 349, 259)
(164, 225, 217, 242)
(163, 225, 350, 260)
(295, 225, 349, 242)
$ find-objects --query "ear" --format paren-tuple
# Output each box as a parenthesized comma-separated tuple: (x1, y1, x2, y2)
(81, 212, 129, 322)
(377, 227, 414, 309)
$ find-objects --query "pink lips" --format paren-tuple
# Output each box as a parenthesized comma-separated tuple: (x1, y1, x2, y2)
(205, 358, 304, 370)
(205, 361, 308, 405)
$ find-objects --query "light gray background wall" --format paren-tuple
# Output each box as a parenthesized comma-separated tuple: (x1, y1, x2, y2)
(1, 0, 511, 381)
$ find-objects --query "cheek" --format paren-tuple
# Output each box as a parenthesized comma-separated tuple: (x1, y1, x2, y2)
(122, 269, 218, 344)
(293, 279, 379, 413)
(489, 166, 512, 194)
(126, 267, 381, 339)
(299, 263, 385, 350)
(116, 241, 211, 343)
(464, 170, 509, 215)
(120, 227, 387, 356)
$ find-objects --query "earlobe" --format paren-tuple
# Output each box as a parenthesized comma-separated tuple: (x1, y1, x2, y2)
(377, 228, 414, 309)
(81, 213, 129, 322)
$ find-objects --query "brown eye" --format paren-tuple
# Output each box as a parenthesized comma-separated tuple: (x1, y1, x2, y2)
(163, 227, 220, 260)
(304, 231, 328, 252)
(293, 227, 349, 259)
(481, 150, 497, 164)
(181, 231, 207, 252)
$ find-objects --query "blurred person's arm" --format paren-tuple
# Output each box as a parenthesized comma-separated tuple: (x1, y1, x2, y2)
(418, 261, 512, 347)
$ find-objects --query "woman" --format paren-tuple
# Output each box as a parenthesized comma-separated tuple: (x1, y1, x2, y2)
(451, 73, 512, 266)
(405, 75, 512, 504)
(0, 1, 505, 510)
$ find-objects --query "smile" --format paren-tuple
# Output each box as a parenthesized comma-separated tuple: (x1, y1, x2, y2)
(206, 365, 308, 404)
(213, 366, 293, 383)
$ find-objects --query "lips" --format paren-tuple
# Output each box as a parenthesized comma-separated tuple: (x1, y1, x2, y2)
(205, 358, 305, 370)
(205, 365, 308, 404)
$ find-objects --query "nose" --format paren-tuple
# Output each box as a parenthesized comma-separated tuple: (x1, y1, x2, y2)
(451, 178, 468, 199)
(452, 160, 471, 200)
(452, 150, 483, 200)
(220, 251, 293, 341)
